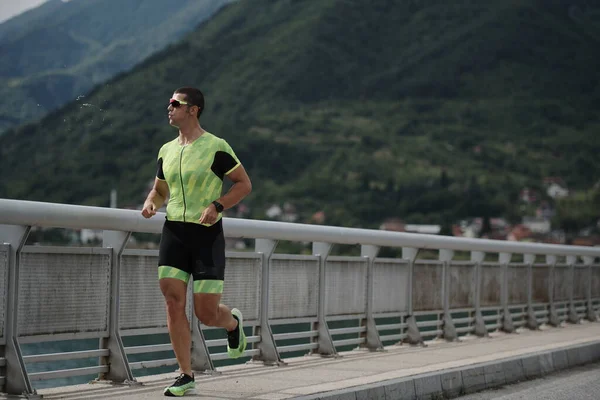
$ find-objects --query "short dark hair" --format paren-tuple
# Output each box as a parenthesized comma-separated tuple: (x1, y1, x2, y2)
(174, 87, 204, 119)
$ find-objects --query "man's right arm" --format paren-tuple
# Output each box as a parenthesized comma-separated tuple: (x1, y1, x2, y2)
(142, 178, 169, 218)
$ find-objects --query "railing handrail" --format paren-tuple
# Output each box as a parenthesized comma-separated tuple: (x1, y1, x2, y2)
(1, 198, 599, 258)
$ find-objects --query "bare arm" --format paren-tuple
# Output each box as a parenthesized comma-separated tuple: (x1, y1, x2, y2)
(217, 164, 252, 210)
(141, 178, 169, 218)
(198, 164, 252, 224)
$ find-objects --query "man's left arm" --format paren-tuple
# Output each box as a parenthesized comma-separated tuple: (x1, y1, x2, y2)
(199, 143, 252, 225)
(215, 164, 252, 210)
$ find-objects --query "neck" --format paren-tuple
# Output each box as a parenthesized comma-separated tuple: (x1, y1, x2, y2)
(178, 120, 204, 145)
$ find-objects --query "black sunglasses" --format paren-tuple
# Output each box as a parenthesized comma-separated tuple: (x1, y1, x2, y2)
(169, 98, 192, 108)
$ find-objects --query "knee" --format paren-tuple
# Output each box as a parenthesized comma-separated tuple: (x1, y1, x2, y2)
(196, 309, 219, 326)
(164, 296, 186, 316)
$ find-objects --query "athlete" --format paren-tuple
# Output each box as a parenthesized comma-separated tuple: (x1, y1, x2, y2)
(141, 87, 252, 397)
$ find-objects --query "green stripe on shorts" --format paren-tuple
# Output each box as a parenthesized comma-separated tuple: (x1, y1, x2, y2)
(193, 280, 224, 294)
(158, 266, 190, 284)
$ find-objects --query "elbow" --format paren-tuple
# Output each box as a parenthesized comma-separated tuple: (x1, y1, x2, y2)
(245, 180, 253, 196)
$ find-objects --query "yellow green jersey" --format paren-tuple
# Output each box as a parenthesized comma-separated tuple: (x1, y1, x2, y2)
(156, 132, 240, 225)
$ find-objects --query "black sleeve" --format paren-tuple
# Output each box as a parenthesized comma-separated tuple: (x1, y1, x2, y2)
(211, 151, 238, 180)
(157, 157, 165, 180)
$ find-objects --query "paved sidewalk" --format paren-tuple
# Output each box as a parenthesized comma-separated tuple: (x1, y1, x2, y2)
(30, 322, 600, 399)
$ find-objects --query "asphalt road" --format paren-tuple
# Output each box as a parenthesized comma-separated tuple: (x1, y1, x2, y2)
(457, 362, 600, 400)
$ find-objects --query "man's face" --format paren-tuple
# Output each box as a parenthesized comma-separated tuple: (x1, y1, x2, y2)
(167, 92, 194, 127)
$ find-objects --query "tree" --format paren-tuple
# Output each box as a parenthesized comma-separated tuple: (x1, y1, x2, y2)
(553, 188, 600, 242)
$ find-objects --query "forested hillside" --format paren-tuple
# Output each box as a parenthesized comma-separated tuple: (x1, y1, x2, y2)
(1, 0, 599, 230)
(0, 0, 233, 133)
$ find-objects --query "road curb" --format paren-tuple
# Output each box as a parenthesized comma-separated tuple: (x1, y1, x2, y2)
(292, 340, 600, 400)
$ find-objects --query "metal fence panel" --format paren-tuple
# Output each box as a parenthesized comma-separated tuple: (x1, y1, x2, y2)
(120, 250, 167, 330)
(221, 254, 262, 323)
(0, 244, 8, 342)
(507, 264, 528, 305)
(481, 263, 502, 307)
(373, 259, 409, 314)
(269, 255, 319, 319)
(532, 265, 550, 304)
(553, 265, 571, 302)
(18, 247, 111, 337)
(573, 266, 588, 300)
(449, 262, 476, 309)
(413, 261, 443, 311)
(326, 257, 368, 316)
(593, 266, 600, 298)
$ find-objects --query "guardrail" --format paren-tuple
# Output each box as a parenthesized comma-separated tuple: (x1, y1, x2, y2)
(1, 198, 599, 396)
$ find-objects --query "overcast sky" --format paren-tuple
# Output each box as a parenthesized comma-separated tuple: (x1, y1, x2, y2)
(0, 0, 49, 23)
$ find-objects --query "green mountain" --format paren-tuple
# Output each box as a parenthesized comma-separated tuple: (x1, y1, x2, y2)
(1, 0, 599, 230)
(0, 0, 233, 133)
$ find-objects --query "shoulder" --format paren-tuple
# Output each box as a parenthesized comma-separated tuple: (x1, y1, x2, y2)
(158, 138, 178, 155)
(203, 132, 233, 150)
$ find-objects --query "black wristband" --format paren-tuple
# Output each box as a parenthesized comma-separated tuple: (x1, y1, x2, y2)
(212, 200, 224, 213)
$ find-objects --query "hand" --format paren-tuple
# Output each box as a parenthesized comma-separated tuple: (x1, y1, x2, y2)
(199, 203, 218, 225)
(141, 202, 157, 218)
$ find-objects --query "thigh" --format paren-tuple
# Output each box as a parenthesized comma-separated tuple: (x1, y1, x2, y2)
(159, 275, 188, 304)
(189, 221, 225, 294)
(158, 220, 192, 284)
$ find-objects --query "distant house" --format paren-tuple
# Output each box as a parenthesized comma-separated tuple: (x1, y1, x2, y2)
(265, 202, 298, 222)
(281, 202, 298, 222)
(234, 203, 250, 218)
(519, 187, 537, 204)
(452, 217, 509, 239)
(379, 218, 405, 232)
(546, 183, 569, 199)
(265, 204, 282, 219)
(522, 217, 551, 234)
(310, 211, 326, 225)
(507, 225, 533, 242)
(379, 218, 440, 234)
(404, 224, 441, 235)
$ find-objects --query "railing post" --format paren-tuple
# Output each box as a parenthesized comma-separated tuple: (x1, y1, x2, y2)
(360, 245, 383, 351)
(191, 316, 216, 372)
(567, 255, 580, 324)
(546, 255, 561, 327)
(499, 252, 514, 333)
(440, 249, 457, 341)
(524, 254, 538, 330)
(100, 230, 137, 384)
(471, 251, 487, 337)
(253, 239, 284, 365)
(402, 247, 423, 345)
(1, 224, 35, 397)
(312, 242, 337, 357)
(582, 256, 597, 322)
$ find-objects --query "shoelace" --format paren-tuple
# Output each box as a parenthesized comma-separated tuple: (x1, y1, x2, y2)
(173, 373, 191, 386)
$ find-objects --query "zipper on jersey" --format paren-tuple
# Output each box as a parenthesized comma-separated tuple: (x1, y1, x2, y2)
(179, 146, 187, 222)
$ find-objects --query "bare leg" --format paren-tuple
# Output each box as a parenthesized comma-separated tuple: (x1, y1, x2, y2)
(160, 278, 193, 376)
(193, 293, 237, 331)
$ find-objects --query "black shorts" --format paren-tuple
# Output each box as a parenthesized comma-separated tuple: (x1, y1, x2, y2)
(158, 219, 226, 293)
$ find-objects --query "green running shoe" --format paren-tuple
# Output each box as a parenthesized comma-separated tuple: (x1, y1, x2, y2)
(164, 373, 195, 397)
(227, 308, 247, 358)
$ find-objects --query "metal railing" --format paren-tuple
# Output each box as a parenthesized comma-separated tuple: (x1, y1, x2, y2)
(1, 198, 599, 396)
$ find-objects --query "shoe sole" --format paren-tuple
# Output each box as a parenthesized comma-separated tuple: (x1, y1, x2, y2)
(164, 384, 195, 397)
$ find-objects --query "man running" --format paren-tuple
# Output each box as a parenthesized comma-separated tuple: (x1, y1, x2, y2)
(142, 87, 252, 397)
